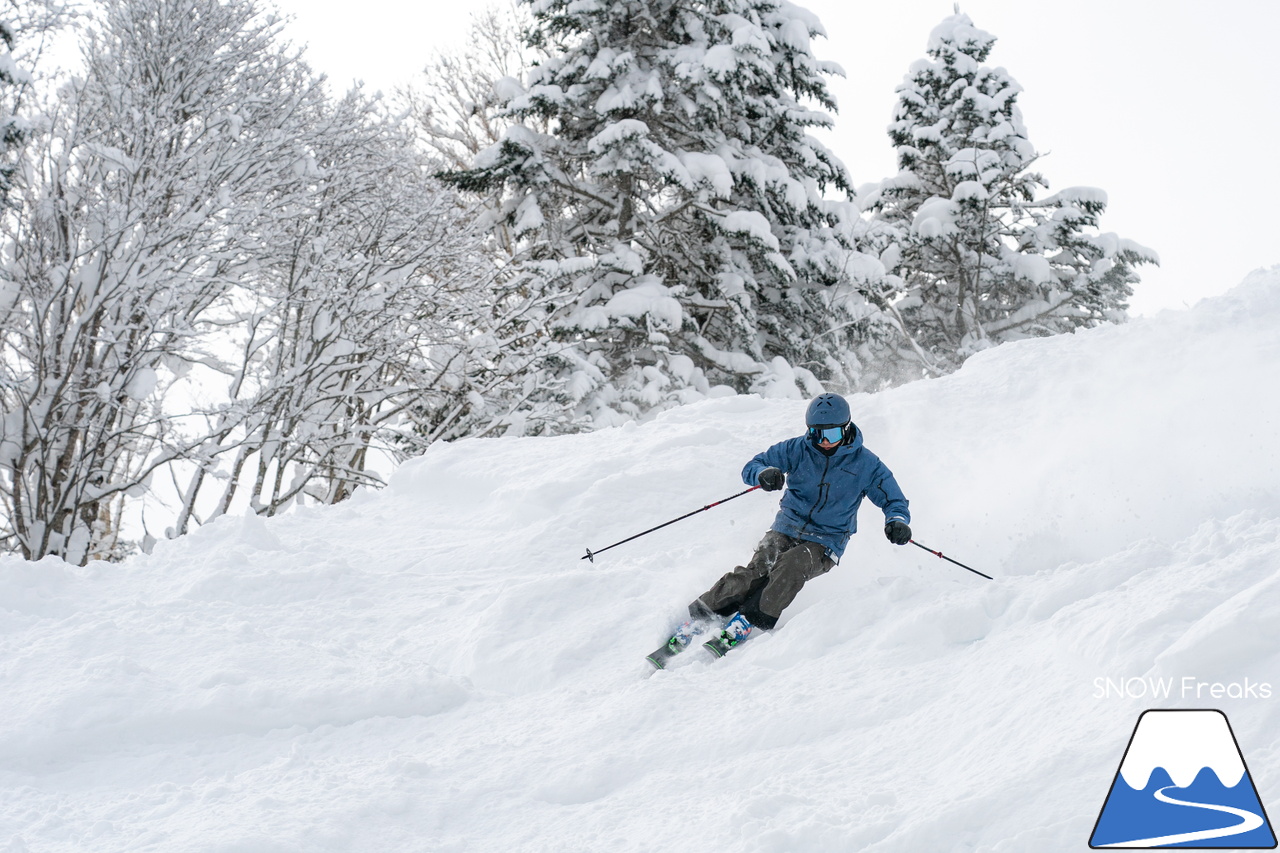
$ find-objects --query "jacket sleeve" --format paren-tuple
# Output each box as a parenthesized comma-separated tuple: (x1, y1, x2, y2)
(866, 460, 911, 524)
(741, 438, 799, 487)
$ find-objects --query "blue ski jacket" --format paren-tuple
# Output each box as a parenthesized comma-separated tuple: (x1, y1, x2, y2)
(741, 428, 910, 559)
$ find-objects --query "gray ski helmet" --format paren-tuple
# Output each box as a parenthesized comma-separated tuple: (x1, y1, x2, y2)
(805, 393, 850, 428)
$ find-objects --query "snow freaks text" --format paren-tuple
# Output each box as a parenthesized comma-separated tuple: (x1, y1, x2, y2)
(1093, 677, 1274, 701)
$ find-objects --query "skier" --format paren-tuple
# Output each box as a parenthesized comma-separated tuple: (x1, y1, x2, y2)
(648, 393, 912, 667)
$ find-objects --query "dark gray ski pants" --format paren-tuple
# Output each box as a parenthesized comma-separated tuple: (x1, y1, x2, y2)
(690, 530, 835, 630)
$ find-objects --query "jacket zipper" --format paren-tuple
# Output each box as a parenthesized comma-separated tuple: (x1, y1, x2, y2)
(799, 453, 833, 538)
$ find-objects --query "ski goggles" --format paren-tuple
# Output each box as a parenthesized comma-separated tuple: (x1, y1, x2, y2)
(808, 424, 846, 445)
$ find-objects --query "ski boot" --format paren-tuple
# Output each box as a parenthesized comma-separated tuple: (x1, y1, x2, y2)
(703, 612, 753, 659)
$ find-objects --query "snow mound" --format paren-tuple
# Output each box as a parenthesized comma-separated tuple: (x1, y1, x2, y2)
(3, 270, 1279, 851)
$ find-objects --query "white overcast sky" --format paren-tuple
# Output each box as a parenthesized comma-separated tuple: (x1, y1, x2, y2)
(271, 0, 1280, 317)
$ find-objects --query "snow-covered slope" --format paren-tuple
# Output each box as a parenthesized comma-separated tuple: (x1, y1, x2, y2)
(3, 271, 1279, 852)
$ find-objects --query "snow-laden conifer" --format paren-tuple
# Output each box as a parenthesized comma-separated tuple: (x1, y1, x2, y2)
(867, 13, 1156, 374)
(449, 0, 890, 426)
(0, 17, 27, 200)
(0, 0, 66, 203)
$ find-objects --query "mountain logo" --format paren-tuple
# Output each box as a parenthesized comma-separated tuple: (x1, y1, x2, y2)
(1090, 709, 1276, 848)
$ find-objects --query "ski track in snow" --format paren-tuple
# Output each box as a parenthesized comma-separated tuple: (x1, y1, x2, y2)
(2, 270, 1280, 851)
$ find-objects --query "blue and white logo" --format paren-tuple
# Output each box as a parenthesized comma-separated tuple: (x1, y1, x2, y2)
(1091, 709, 1276, 848)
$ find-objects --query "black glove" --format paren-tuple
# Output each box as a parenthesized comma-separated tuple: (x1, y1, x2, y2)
(757, 467, 785, 492)
(884, 519, 912, 546)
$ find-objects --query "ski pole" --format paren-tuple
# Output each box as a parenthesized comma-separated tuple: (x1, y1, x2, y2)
(910, 539, 993, 580)
(582, 486, 762, 562)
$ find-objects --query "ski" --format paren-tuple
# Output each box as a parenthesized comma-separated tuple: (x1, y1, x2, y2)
(644, 618, 712, 670)
(702, 637, 733, 659)
(644, 641, 682, 670)
(647, 613, 753, 668)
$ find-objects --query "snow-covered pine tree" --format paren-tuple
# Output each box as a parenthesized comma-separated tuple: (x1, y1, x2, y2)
(448, 0, 890, 426)
(867, 12, 1156, 374)
(0, 17, 26, 200)
(0, 0, 65, 203)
